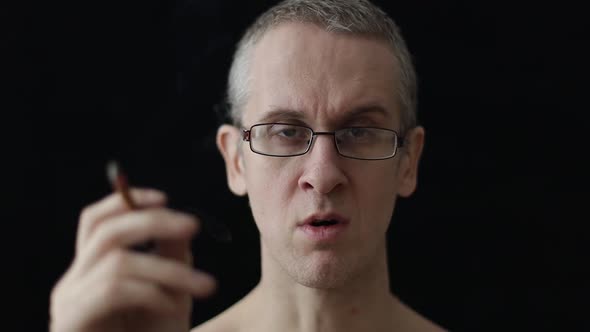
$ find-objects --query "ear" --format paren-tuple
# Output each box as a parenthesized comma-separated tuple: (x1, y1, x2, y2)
(216, 124, 247, 196)
(397, 126, 425, 198)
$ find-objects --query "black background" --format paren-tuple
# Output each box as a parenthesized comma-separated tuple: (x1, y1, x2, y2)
(3, 0, 588, 331)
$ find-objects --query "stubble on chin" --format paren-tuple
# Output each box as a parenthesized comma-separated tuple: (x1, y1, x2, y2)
(282, 250, 362, 289)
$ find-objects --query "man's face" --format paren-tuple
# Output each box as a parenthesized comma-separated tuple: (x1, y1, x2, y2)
(219, 23, 423, 288)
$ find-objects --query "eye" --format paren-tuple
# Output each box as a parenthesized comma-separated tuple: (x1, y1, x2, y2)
(268, 124, 309, 141)
(277, 127, 299, 137)
(343, 128, 372, 139)
(349, 128, 370, 138)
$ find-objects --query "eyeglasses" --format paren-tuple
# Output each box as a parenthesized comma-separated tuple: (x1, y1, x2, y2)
(241, 123, 404, 160)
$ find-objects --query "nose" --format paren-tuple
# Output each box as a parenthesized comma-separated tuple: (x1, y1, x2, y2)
(297, 134, 348, 194)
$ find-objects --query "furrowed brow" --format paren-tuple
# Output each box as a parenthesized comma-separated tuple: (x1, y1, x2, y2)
(255, 105, 392, 126)
(257, 108, 306, 123)
(340, 105, 391, 125)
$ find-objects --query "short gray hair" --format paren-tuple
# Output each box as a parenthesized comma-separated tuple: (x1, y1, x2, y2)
(226, 0, 417, 131)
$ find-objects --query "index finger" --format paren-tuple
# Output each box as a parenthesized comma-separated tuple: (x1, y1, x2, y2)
(76, 188, 167, 252)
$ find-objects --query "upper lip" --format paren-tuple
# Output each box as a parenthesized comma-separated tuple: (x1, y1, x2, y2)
(298, 213, 350, 226)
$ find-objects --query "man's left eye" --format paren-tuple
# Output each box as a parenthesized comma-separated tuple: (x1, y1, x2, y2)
(278, 128, 298, 137)
(347, 128, 370, 138)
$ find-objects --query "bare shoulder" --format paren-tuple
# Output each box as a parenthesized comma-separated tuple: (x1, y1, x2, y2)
(393, 299, 448, 332)
(191, 319, 232, 332)
(191, 295, 251, 332)
(191, 308, 238, 332)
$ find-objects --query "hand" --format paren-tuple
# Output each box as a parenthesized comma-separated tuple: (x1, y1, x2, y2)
(49, 188, 216, 332)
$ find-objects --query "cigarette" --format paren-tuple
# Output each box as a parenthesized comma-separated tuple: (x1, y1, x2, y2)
(106, 160, 155, 251)
(107, 160, 137, 209)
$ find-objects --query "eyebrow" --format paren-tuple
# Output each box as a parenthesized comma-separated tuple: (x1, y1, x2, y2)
(257, 108, 305, 123)
(256, 105, 391, 125)
(343, 106, 390, 123)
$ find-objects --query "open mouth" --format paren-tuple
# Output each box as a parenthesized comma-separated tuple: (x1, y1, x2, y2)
(299, 215, 348, 240)
(309, 219, 340, 227)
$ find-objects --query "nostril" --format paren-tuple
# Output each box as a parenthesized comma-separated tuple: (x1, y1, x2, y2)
(298, 164, 347, 194)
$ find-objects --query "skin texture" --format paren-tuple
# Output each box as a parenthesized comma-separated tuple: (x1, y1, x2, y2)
(49, 21, 442, 332)
(49, 189, 217, 332)
(205, 23, 442, 332)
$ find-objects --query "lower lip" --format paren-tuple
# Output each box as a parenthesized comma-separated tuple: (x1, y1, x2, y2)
(298, 223, 348, 241)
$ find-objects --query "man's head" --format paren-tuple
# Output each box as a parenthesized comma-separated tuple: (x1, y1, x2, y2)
(217, 0, 424, 289)
(226, 0, 418, 133)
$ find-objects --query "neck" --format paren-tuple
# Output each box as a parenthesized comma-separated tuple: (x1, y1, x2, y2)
(248, 241, 398, 332)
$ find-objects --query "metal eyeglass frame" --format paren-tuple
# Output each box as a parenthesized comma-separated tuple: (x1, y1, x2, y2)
(241, 122, 405, 160)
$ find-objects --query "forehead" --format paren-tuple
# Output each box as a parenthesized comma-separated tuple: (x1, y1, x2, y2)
(244, 22, 400, 127)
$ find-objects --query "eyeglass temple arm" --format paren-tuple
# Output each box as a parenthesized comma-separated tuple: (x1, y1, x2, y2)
(242, 129, 251, 141)
(398, 136, 405, 147)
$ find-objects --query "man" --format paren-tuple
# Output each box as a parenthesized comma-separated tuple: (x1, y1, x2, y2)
(50, 0, 445, 331)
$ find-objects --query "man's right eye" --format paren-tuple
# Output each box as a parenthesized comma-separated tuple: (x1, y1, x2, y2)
(269, 126, 305, 139)
(278, 128, 298, 137)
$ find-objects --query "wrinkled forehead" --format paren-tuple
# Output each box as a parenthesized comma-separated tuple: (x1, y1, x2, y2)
(243, 22, 401, 127)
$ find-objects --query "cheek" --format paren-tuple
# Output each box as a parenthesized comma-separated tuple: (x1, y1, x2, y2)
(356, 162, 398, 196)
(244, 158, 298, 232)
(246, 158, 296, 199)
(354, 164, 399, 226)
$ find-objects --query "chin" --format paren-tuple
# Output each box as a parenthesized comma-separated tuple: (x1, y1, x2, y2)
(264, 233, 386, 289)
(296, 274, 350, 289)
(290, 253, 360, 289)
